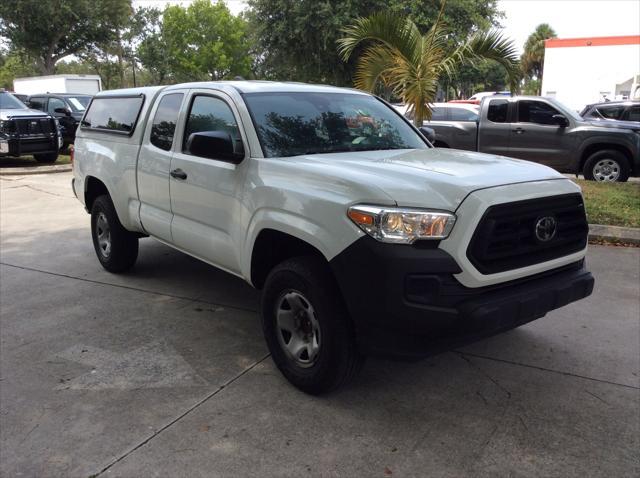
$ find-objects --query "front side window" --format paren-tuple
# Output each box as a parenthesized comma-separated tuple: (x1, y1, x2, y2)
(183, 95, 241, 154)
(47, 97, 66, 114)
(67, 96, 91, 112)
(243, 92, 427, 158)
(450, 107, 478, 121)
(624, 105, 640, 122)
(518, 100, 561, 125)
(487, 99, 508, 123)
(150, 93, 183, 151)
(82, 96, 144, 134)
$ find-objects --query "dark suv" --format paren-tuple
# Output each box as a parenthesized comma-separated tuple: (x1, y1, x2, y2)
(28, 93, 92, 148)
(1, 91, 62, 163)
(581, 101, 640, 123)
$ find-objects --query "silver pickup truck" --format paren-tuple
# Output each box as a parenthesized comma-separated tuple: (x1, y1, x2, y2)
(399, 96, 640, 182)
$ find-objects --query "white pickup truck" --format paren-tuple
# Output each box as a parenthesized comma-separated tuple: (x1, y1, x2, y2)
(72, 81, 594, 394)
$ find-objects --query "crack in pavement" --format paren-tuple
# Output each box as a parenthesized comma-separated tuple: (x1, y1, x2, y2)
(0, 262, 258, 314)
(89, 353, 271, 477)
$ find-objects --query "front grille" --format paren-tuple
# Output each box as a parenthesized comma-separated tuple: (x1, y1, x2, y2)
(467, 194, 588, 274)
(14, 117, 55, 136)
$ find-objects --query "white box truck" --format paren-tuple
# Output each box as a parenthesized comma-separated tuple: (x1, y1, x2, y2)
(13, 74, 102, 95)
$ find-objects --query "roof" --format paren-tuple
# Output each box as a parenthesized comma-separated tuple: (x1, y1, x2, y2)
(165, 80, 368, 95)
(545, 35, 640, 48)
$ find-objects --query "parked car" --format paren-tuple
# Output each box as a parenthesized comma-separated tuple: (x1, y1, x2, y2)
(449, 91, 510, 105)
(0, 90, 62, 163)
(73, 82, 594, 394)
(405, 96, 640, 182)
(28, 93, 92, 148)
(395, 103, 479, 149)
(4, 91, 29, 104)
(580, 100, 639, 123)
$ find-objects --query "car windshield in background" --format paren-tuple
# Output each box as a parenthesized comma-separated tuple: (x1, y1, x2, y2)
(67, 96, 91, 112)
(0, 93, 27, 110)
(243, 92, 427, 158)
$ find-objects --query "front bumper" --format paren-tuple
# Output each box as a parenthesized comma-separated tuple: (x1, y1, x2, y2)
(330, 236, 594, 359)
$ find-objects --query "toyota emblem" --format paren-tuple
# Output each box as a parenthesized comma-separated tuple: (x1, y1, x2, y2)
(535, 216, 557, 242)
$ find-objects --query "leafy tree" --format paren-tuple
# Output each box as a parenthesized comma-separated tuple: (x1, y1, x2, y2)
(0, 50, 38, 89)
(162, 0, 251, 81)
(338, 9, 519, 125)
(132, 8, 172, 85)
(245, 0, 503, 85)
(0, 0, 131, 74)
(521, 23, 556, 94)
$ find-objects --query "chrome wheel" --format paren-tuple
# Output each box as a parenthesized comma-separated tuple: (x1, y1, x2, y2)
(593, 158, 621, 182)
(275, 291, 321, 368)
(96, 212, 112, 258)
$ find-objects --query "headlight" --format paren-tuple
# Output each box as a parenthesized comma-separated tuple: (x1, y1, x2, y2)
(347, 205, 456, 243)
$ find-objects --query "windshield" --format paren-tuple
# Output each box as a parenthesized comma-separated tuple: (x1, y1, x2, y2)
(547, 97, 583, 121)
(243, 92, 427, 157)
(0, 92, 27, 110)
(67, 96, 91, 112)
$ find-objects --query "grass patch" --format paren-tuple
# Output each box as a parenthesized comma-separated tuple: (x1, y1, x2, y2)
(0, 154, 70, 167)
(574, 179, 640, 228)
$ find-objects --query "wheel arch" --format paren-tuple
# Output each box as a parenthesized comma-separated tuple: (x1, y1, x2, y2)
(579, 142, 633, 175)
(84, 175, 110, 212)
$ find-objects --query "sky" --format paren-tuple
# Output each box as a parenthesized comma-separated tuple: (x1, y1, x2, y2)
(132, 0, 640, 54)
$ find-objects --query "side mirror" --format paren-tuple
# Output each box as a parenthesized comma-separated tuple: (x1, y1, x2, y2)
(419, 126, 436, 144)
(552, 114, 569, 127)
(54, 107, 72, 116)
(186, 131, 244, 163)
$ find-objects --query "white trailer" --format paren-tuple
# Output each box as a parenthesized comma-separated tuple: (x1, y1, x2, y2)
(13, 74, 102, 96)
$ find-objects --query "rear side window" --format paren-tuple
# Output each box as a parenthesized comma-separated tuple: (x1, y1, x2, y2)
(82, 96, 144, 135)
(487, 100, 508, 123)
(150, 93, 183, 151)
(450, 107, 478, 121)
(624, 105, 640, 122)
(29, 97, 46, 111)
(183, 95, 241, 153)
(596, 105, 625, 120)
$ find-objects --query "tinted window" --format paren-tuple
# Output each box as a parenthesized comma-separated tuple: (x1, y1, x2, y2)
(518, 100, 561, 125)
(150, 93, 183, 151)
(487, 100, 508, 123)
(450, 107, 478, 121)
(67, 96, 91, 112)
(624, 105, 640, 122)
(184, 95, 241, 154)
(29, 96, 46, 111)
(82, 96, 144, 134)
(47, 97, 66, 114)
(244, 92, 426, 158)
(430, 107, 446, 121)
(596, 105, 625, 120)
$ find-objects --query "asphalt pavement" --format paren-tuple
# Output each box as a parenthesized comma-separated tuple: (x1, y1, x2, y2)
(1, 172, 638, 477)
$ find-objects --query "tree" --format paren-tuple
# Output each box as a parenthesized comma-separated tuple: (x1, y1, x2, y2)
(130, 8, 171, 85)
(0, 0, 131, 74)
(162, 0, 251, 82)
(338, 8, 519, 125)
(521, 23, 556, 95)
(245, 0, 503, 85)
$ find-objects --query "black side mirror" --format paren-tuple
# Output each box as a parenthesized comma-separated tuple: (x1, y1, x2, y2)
(54, 107, 72, 116)
(419, 126, 436, 144)
(552, 114, 569, 127)
(186, 131, 244, 163)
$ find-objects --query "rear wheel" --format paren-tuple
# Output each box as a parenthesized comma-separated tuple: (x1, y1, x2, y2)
(33, 152, 58, 163)
(583, 150, 630, 182)
(90, 195, 138, 272)
(261, 256, 364, 394)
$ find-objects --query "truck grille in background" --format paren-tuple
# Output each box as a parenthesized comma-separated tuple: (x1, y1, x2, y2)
(467, 194, 588, 274)
(14, 118, 55, 136)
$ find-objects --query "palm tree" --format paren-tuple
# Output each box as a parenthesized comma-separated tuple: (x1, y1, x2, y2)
(337, 6, 520, 125)
(521, 23, 557, 95)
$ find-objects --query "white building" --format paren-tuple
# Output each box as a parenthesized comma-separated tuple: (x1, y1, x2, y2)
(541, 35, 640, 111)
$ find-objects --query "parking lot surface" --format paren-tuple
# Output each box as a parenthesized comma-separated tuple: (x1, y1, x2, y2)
(1, 172, 638, 477)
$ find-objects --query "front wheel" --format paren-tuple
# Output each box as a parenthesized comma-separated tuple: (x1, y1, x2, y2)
(90, 195, 139, 272)
(33, 152, 58, 163)
(261, 256, 364, 394)
(583, 150, 630, 182)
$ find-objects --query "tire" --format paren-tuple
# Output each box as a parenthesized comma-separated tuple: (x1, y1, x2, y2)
(261, 256, 365, 394)
(33, 152, 58, 163)
(90, 194, 138, 272)
(583, 150, 630, 182)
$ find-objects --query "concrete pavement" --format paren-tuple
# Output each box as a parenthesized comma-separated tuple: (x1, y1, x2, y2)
(1, 172, 638, 477)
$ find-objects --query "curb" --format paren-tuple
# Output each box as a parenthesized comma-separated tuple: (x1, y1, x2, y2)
(0, 165, 72, 176)
(589, 224, 640, 245)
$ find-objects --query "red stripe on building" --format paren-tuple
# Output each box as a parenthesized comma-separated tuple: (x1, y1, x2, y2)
(545, 35, 640, 48)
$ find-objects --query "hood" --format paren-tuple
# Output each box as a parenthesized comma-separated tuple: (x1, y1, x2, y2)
(285, 148, 566, 211)
(0, 108, 51, 120)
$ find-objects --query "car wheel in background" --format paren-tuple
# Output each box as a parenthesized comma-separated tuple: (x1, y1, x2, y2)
(33, 152, 58, 163)
(90, 195, 139, 272)
(261, 256, 364, 394)
(583, 150, 630, 182)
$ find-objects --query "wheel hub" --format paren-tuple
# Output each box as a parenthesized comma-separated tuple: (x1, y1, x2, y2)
(593, 159, 620, 182)
(96, 212, 112, 258)
(275, 291, 321, 367)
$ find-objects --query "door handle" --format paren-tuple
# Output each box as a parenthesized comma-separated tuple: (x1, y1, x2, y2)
(170, 168, 187, 180)
(512, 128, 525, 134)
